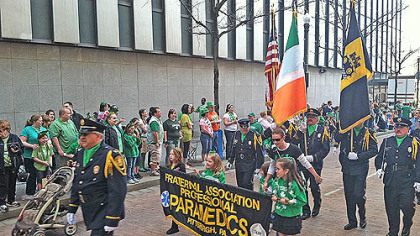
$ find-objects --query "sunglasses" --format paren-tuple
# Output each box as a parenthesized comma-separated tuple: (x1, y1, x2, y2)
(272, 138, 282, 142)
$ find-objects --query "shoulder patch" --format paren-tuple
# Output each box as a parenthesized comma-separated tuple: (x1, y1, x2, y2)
(104, 150, 127, 178)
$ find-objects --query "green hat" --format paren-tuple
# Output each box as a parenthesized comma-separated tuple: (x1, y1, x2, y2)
(248, 112, 256, 117)
(200, 108, 209, 116)
(110, 105, 119, 113)
(206, 102, 214, 108)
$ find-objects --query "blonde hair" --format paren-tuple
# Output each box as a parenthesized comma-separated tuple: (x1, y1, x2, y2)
(207, 152, 225, 176)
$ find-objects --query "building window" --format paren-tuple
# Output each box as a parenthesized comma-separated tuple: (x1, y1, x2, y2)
(246, 0, 254, 60)
(78, 0, 97, 45)
(263, 0, 270, 58)
(206, 1, 214, 57)
(227, 0, 236, 59)
(118, 0, 134, 49)
(181, 0, 192, 55)
(152, 0, 165, 52)
(31, 0, 53, 41)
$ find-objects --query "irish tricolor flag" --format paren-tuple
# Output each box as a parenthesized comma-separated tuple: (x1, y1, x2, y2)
(272, 12, 307, 125)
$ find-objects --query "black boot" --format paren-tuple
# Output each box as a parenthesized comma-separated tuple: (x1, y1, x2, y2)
(402, 228, 410, 236)
(301, 211, 311, 220)
(311, 205, 320, 217)
(343, 223, 357, 230)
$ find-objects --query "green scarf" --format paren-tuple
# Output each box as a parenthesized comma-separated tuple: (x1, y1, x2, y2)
(396, 135, 407, 147)
(308, 124, 316, 136)
(83, 143, 101, 167)
(354, 126, 363, 136)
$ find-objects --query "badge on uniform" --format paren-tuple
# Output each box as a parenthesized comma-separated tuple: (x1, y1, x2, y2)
(317, 133, 321, 138)
(408, 147, 412, 153)
(248, 141, 251, 146)
(233, 139, 238, 144)
(93, 165, 100, 174)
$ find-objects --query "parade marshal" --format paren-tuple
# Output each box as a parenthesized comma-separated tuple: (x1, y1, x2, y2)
(67, 119, 127, 236)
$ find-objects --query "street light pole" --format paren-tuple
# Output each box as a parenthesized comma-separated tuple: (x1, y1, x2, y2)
(303, 12, 310, 88)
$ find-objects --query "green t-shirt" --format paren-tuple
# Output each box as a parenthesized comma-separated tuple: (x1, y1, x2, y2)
(272, 178, 307, 217)
(32, 144, 54, 171)
(199, 169, 226, 183)
(124, 133, 140, 158)
(259, 176, 274, 194)
(250, 121, 264, 135)
(150, 121, 160, 132)
(20, 126, 48, 158)
(402, 106, 412, 118)
(180, 114, 193, 143)
(2, 136, 11, 167)
(163, 119, 181, 141)
(112, 125, 123, 153)
(396, 135, 407, 147)
(49, 119, 78, 153)
(83, 143, 101, 167)
(308, 124, 317, 136)
(66, 141, 80, 155)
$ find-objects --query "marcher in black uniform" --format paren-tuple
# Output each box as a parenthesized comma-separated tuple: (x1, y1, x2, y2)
(375, 117, 420, 236)
(262, 126, 322, 192)
(293, 108, 330, 219)
(335, 122, 378, 230)
(226, 118, 264, 190)
(67, 119, 127, 236)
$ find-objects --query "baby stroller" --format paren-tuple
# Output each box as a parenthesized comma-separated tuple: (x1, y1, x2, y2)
(11, 167, 77, 236)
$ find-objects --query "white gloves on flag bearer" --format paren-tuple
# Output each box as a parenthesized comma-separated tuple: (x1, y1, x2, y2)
(66, 213, 76, 225)
(414, 182, 420, 193)
(226, 162, 232, 170)
(104, 226, 117, 232)
(376, 169, 384, 179)
(347, 152, 358, 160)
(305, 155, 314, 162)
(298, 122, 307, 132)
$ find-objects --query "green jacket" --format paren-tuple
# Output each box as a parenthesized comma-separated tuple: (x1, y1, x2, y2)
(123, 134, 141, 158)
(272, 177, 307, 217)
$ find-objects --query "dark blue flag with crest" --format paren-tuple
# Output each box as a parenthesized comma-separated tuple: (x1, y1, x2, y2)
(339, 0, 374, 133)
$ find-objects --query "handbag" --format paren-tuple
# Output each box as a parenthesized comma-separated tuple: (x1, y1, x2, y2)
(17, 165, 29, 182)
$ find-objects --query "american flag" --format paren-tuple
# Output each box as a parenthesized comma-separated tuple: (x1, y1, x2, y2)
(265, 11, 280, 108)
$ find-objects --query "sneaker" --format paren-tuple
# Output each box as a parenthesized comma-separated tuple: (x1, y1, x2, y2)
(150, 171, 160, 176)
(0, 205, 8, 213)
(133, 178, 140, 183)
(22, 195, 35, 200)
(6, 201, 20, 207)
(128, 179, 136, 184)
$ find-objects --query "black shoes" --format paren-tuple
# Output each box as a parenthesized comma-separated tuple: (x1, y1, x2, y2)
(359, 220, 367, 229)
(301, 212, 311, 220)
(311, 207, 320, 217)
(166, 227, 179, 235)
(343, 223, 357, 230)
(402, 228, 410, 236)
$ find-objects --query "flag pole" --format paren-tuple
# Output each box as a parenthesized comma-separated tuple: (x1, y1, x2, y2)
(304, 129, 308, 155)
(350, 128, 354, 152)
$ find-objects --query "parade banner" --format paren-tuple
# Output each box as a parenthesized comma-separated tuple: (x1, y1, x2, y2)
(339, 0, 373, 133)
(160, 167, 272, 236)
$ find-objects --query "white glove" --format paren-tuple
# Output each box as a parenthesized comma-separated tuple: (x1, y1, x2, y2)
(305, 155, 314, 162)
(104, 226, 117, 232)
(66, 213, 77, 225)
(333, 147, 338, 154)
(414, 182, 420, 193)
(299, 122, 307, 132)
(226, 162, 232, 170)
(347, 152, 358, 160)
(376, 169, 384, 179)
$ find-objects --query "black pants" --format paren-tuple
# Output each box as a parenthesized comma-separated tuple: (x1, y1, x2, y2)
(24, 158, 37, 195)
(343, 173, 367, 225)
(236, 171, 254, 190)
(182, 141, 190, 162)
(302, 168, 322, 214)
(90, 229, 113, 236)
(384, 176, 415, 235)
(0, 167, 17, 205)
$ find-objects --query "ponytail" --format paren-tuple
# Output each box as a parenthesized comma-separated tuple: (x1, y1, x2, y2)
(26, 114, 40, 127)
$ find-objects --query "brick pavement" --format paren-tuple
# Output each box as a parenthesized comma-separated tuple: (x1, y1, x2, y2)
(1, 135, 420, 235)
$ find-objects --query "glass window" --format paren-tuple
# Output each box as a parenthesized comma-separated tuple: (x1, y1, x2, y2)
(227, 0, 235, 59)
(31, 0, 53, 41)
(206, 1, 214, 57)
(263, 0, 270, 58)
(181, 0, 192, 54)
(118, 0, 134, 49)
(246, 0, 253, 60)
(78, 0, 97, 45)
(152, 0, 165, 52)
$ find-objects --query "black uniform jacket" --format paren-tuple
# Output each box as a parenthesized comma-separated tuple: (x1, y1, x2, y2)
(376, 135, 420, 186)
(68, 143, 127, 230)
(229, 131, 264, 172)
(335, 127, 378, 175)
(0, 133, 23, 169)
(293, 125, 330, 170)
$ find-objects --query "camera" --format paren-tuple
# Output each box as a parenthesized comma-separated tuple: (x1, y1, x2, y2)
(8, 143, 20, 152)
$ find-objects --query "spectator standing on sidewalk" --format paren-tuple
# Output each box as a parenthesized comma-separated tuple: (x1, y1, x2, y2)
(45, 109, 55, 122)
(124, 122, 141, 184)
(223, 104, 238, 163)
(49, 108, 79, 170)
(64, 102, 84, 131)
(146, 107, 164, 176)
(0, 120, 24, 212)
(32, 131, 53, 191)
(248, 113, 264, 135)
(180, 104, 193, 165)
(138, 109, 149, 172)
(104, 113, 125, 154)
(20, 115, 47, 199)
(199, 108, 213, 165)
(207, 102, 223, 159)
(163, 109, 181, 166)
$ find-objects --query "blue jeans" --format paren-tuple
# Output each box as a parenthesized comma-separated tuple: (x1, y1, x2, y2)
(200, 133, 212, 154)
(126, 157, 137, 180)
(212, 130, 224, 159)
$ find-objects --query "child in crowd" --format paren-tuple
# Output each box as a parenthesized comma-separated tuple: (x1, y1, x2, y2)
(271, 158, 307, 236)
(166, 147, 185, 234)
(193, 151, 225, 183)
(32, 131, 53, 191)
(258, 162, 273, 195)
(124, 122, 141, 184)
